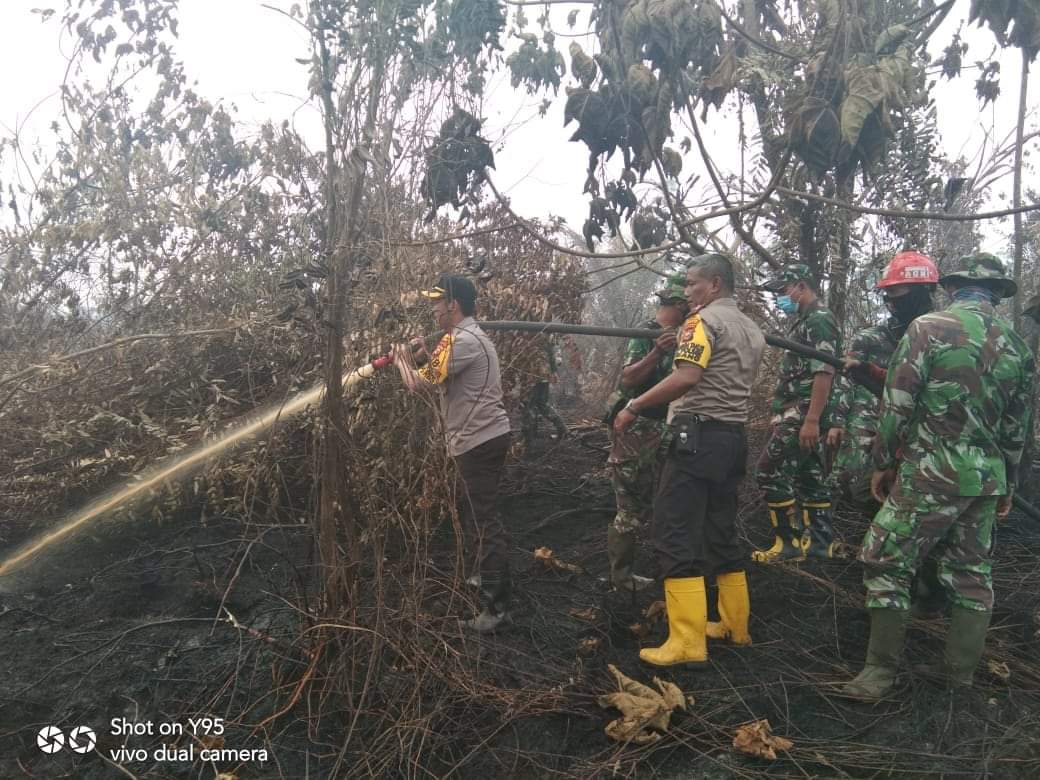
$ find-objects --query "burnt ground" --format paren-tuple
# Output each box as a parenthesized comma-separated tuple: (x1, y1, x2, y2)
(2, 402, 1040, 779)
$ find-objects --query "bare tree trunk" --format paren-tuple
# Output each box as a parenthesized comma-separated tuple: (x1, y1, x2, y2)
(798, 199, 825, 277)
(1013, 52, 1030, 330)
(827, 177, 854, 324)
(1011, 53, 1036, 500)
(315, 32, 346, 613)
(315, 29, 388, 612)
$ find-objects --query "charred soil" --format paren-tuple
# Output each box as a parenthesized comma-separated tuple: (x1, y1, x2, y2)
(2, 408, 1039, 778)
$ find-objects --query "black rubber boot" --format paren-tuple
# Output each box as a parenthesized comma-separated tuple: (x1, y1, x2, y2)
(752, 501, 805, 563)
(548, 407, 568, 440)
(464, 578, 512, 633)
(803, 502, 836, 559)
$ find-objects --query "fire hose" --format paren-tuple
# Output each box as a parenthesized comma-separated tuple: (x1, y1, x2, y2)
(359, 319, 1040, 524)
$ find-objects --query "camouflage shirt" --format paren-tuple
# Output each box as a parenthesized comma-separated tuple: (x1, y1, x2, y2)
(616, 320, 675, 416)
(873, 300, 1035, 495)
(770, 298, 841, 424)
(529, 336, 558, 381)
(831, 321, 899, 435)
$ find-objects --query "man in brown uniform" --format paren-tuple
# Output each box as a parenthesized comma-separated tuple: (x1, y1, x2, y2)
(614, 254, 766, 666)
(394, 274, 513, 632)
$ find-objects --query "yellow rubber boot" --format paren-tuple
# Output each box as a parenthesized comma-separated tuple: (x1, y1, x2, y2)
(705, 571, 752, 645)
(639, 577, 708, 667)
(751, 500, 805, 563)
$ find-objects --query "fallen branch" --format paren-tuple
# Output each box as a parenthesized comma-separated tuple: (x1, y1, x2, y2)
(222, 607, 317, 662)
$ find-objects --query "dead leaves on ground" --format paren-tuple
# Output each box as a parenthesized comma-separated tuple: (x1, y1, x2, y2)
(629, 599, 666, 638)
(597, 664, 689, 744)
(569, 607, 599, 621)
(597, 668, 795, 757)
(987, 659, 1011, 682)
(534, 546, 581, 573)
(578, 637, 602, 656)
(732, 719, 794, 760)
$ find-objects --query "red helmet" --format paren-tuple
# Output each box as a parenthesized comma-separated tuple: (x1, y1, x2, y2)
(876, 250, 939, 289)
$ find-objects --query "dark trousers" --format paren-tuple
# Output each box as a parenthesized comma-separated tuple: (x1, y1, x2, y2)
(653, 423, 748, 580)
(454, 432, 511, 606)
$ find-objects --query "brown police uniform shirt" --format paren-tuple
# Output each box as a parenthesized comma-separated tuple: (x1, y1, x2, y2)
(418, 317, 511, 457)
(668, 297, 766, 424)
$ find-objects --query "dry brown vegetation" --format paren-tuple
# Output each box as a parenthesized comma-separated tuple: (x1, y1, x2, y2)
(2, 0, 1040, 777)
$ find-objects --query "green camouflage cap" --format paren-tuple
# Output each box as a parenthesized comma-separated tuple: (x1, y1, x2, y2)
(655, 273, 688, 303)
(939, 252, 1017, 298)
(762, 263, 813, 293)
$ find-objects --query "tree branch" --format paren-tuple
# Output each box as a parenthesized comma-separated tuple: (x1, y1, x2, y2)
(683, 84, 781, 268)
(775, 185, 1040, 221)
(717, 5, 804, 62)
(0, 326, 244, 391)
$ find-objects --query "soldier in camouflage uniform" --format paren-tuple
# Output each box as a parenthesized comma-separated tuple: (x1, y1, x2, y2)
(754, 264, 842, 562)
(828, 251, 946, 615)
(828, 251, 939, 510)
(520, 338, 568, 446)
(604, 273, 688, 590)
(827, 324, 900, 507)
(842, 253, 1034, 700)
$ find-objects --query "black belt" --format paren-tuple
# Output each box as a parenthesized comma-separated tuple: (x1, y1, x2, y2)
(697, 419, 744, 432)
(672, 414, 743, 432)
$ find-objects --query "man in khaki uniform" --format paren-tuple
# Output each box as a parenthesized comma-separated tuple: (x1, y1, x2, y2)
(614, 254, 766, 667)
(394, 274, 513, 633)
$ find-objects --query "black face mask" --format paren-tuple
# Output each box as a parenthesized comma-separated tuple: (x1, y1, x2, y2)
(885, 286, 933, 330)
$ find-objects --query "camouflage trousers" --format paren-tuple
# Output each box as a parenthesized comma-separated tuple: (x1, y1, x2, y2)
(608, 416, 669, 535)
(521, 380, 567, 444)
(827, 428, 878, 510)
(755, 419, 830, 505)
(860, 480, 997, 612)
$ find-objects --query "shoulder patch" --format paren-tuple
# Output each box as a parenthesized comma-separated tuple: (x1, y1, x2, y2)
(418, 334, 454, 384)
(675, 314, 712, 368)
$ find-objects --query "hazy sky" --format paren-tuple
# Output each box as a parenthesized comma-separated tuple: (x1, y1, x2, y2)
(1, 0, 1035, 245)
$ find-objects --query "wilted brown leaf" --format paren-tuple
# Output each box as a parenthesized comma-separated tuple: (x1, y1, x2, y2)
(533, 546, 581, 573)
(605, 718, 661, 744)
(578, 637, 602, 656)
(629, 622, 651, 638)
(598, 664, 688, 743)
(644, 600, 666, 621)
(987, 659, 1011, 682)
(700, 45, 738, 116)
(569, 607, 599, 621)
(732, 719, 793, 760)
